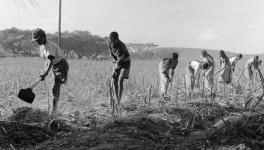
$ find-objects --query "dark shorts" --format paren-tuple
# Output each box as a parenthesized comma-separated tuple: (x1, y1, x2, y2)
(113, 61, 131, 79)
(52, 59, 69, 84)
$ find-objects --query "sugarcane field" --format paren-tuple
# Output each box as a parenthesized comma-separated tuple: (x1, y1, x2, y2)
(1, 0, 264, 150)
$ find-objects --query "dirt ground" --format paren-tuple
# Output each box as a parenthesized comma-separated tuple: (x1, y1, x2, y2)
(1, 96, 264, 150)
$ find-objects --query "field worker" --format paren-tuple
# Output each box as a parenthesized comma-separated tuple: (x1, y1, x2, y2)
(256, 59, 262, 78)
(159, 53, 178, 98)
(229, 54, 243, 83)
(32, 28, 69, 113)
(245, 55, 260, 90)
(186, 60, 209, 92)
(109, 31, 131, 106)
(219, 50, 232, 84)
(254, 59, 262, 80)
(201, 50, 215, 92)
(229, 54, 243, 73)
(245, 55, 260, 80)
(258, 60, 262, 66)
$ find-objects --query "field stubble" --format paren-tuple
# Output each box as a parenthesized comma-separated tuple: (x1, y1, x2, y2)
(0, 57, 264, 149)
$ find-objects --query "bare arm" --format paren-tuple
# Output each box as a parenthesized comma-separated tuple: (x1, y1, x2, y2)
(109, 43, 117, 61)
(162, 70, 170, 79)
(40, 56, 54, 81)
(44, 58, 53, 75)
(110, 53, 117, 61)
(115, 52, 125, 71)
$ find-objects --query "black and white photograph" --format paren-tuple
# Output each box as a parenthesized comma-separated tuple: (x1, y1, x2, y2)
(0, 0, 264, 149)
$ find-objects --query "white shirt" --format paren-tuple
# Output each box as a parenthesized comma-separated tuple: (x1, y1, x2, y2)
(245, 57, 255, 70)
(190, 61, 201, 75)
(229, 56, 239, 66)
(40, 40, 64, 64)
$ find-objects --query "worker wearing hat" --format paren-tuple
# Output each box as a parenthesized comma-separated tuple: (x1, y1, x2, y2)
(32, 28, 69, 113)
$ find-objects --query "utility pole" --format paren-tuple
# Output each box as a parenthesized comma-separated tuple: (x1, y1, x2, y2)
(58, 0, 62, 47)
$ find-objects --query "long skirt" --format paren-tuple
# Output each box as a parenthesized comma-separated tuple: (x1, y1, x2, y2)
(185, 63, 195, 90)
(159, 62, 169, 95)
(219, 63, 232, 84)
(204, 63, 215, 91)
(245, 67, 253, 80)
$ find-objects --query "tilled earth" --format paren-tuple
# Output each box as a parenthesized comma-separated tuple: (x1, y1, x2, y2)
(0, 98, 264, 150)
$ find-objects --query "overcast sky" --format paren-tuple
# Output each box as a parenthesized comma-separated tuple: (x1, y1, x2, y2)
(0, 0, 264, 54)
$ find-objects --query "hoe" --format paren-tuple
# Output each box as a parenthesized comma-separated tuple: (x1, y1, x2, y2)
(18, 78, 42, 103)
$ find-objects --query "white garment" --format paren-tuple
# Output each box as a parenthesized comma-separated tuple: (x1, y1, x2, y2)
(186, 60, 202, 91)
(229, 56, 239, 66)
(40, 40, 64, 64)
(159, 58, 177, 96)
(245, 57, 255, 80)
(229, 56, 241, 82)
(190, 61, 201, 76)
(159, 61, 169, 96)
(201, 55, 215, 91)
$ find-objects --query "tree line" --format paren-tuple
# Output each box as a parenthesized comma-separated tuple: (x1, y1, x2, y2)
(0, 27, 158, 59)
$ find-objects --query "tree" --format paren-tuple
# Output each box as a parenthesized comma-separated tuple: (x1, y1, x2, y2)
(58, 31, 108, 58)
(0, 27, 36, 55)
(0, 28, 158, 59)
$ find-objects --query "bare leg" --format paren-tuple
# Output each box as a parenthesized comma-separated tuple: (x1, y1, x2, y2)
(160, 74, 168, 98)
(165, 80, 169, 97)
(223, 83, 227, 98)
(191, 76, 195, 91)
(112, 77, 119, 105)
(196, 74, 200, 89)
(52, 77, 61, 113)
(118, 78, 124, 105)
(210, 86, 216, 100)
